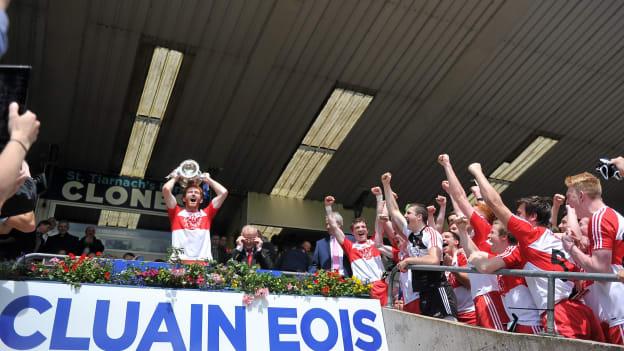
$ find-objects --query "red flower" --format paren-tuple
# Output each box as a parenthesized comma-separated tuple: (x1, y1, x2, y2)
(104, 272, 111, 281)
(63, 266, 69, 273)
(29, 264, 36, 272)
(95, 252, 102, 257)
(68, 253, 76, 259)
(314, 280, 319, 284)
(321, 286, 330, 296)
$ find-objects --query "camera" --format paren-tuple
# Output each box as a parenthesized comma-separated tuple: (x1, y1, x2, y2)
(596, 158, 622, 181)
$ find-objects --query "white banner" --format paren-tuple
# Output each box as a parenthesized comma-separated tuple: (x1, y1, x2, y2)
(0, 280, 388, 351)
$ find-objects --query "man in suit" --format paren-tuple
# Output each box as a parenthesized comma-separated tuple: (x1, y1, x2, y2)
(231, 225, 273, 269)
(309, 211, 354, 277)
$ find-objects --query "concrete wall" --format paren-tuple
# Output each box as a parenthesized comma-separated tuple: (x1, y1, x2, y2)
(383, 308, 622, 351)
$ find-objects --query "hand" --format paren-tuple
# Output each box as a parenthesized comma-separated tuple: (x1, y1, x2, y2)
(610, 156, 624, 174)
(467, 163, 482, 176)
(0, 1, 10, 13)
(201, 172, 211, 181)
(443, 253, 452, 266)
(454, 216, 468, 232)
(553, 194, 565, 207)
(561, 230, 575, 252)
(392, 191, 398, 200)
(381, 172, 392, 185)
(235, 235, 245, 248)
(617, 269, 624, 283)
(566, 205, 576, 216)
(427, 205, 436, 216)
(371, 186, 382, 196)
(468, 251, 489, 264)
(8, 103, 40, 151)
(254, 237, 263, 250)
(437, 154, 450, 167)
(435, 195, 447, 206)
(441, 180, 450, 193)
(470, 186, 482, 199)
(397, 259, 408, 272)
(324, 196, 335, 207)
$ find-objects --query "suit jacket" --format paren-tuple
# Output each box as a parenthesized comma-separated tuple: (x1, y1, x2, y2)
(231, 247, 273, 269)
(309, 234, 355, 277)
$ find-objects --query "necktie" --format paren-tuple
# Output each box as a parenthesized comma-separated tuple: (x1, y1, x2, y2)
(331, 237, 340, 271)
(247, 249, 253, 266)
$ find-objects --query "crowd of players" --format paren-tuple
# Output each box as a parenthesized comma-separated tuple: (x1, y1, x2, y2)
(319, 154, 624, 345)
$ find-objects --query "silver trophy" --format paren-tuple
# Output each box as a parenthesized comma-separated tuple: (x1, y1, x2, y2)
(169, 160, 204, 187)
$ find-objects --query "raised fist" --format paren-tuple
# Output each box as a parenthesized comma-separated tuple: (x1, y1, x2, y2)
(324, 196, 335, 206)
(381, 172, 392, 185)
(371, 186, 382, 196)
(435, 195, 447, 206)
(427, 205, 436, 215)
(467, 163, 482, 175)
(553, 194, 565, 206)
(441, 180, 450, 193)
(437, 154, 450, 167)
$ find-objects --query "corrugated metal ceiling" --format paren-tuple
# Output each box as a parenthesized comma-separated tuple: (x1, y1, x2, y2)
(6, 0, 624, 232)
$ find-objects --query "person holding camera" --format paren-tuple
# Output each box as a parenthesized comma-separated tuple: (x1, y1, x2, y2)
(231, 225, 273, 269)
(0, 103, 39, 212)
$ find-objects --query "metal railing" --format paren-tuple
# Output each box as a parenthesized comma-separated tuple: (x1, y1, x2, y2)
(387, 264, 621, 335)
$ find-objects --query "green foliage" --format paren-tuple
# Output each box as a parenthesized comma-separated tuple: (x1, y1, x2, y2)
(21, 256, 370, 298)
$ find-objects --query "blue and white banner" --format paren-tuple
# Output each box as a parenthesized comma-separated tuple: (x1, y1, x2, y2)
(0, 280, 388, 351)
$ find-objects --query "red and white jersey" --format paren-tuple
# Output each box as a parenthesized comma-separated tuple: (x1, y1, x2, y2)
(401, 224, 443, 258)
(467, 212, 501, 297)
(589, 206, 624, 269)
(507, 215, 576, 311)
(580, 280, 623, 327)
(341, 239, 385, 284)
(497, 245, 542, 326)
(168, 203, 218, 261)
(394, 247, 420, 304)
(446, 251, 475, 313)
(587, 206, 624, 327)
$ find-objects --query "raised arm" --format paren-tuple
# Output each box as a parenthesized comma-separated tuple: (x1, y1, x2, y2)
(381, 172, 408, 232)
(551, 194, 565, 231)
(441, 180, 464, 217)
(324, 196, 345, 244)
(467, 163, 513, 227)
(426, 205, 436, 228)
(202, 173, 228, 209)
(0, 104, 40, 207)
(454, 216, 480, 258)
(162, 176, 178, 209)
(437, 154, 474, 219)
(434, 195, 447, 233)
(372, 186, 394, 258)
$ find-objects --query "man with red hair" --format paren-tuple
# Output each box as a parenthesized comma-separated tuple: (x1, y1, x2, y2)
(563, 172, 624, 344)
(468, 163, 604, 341)
(162, 171, 228, 262)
